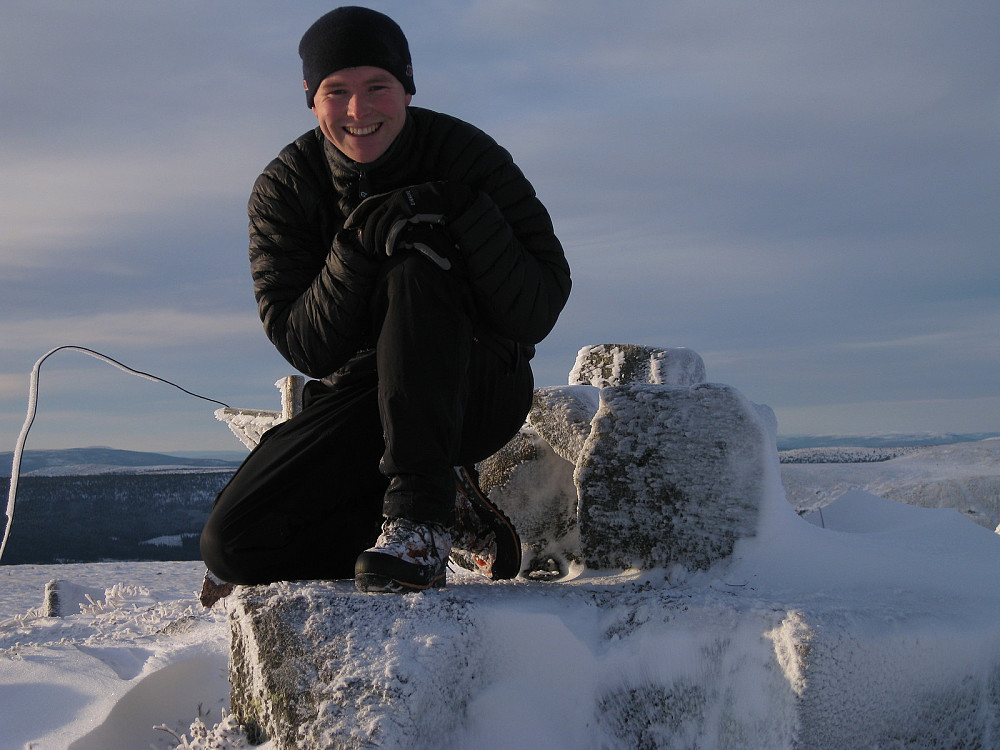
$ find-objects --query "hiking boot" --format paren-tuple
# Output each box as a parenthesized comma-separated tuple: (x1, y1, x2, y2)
(355, 517, 451, 593)
(450, 466, 522, 580)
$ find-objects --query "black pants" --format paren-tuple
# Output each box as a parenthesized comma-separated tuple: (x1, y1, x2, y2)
(200, 254, 533, 584)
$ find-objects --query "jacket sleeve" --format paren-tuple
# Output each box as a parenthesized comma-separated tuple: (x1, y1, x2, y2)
(444, 138, 571, 345)
(248, 164, 379, 378)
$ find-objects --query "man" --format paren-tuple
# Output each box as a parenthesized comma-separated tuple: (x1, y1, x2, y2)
(200, 6, 570, 594)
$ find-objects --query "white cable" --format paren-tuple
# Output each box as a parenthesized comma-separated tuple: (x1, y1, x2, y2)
(1, 346, 230, 562)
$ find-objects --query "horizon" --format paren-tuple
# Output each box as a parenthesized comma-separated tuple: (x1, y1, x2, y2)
(4, 429, 999, 469)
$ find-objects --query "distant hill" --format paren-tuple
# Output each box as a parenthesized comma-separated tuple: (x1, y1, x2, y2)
(775, 432, 1000, 451)
(0, 447, 242, 478)
(0, 472, 232, 564)
(4, 437, 998, 477)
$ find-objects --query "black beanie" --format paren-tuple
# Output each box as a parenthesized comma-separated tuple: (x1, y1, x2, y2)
(299, 6, 415, 108)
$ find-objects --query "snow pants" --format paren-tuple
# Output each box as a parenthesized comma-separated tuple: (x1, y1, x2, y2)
(200, 253, 534, 584)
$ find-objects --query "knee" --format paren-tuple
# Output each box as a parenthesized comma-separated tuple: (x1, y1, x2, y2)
(199, 515, 242, 585)
(199, 519, 226, 580)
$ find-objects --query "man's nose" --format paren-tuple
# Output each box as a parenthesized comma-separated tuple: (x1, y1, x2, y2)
(347, 93, 370, 118)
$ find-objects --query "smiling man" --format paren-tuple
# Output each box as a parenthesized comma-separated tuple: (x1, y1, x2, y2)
(200, 6, 571, 594)
(311, 66, 410, 164)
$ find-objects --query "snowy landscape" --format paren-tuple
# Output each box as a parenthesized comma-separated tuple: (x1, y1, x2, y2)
(3, 0, 997, 745)
(2, 436, 1000, 748)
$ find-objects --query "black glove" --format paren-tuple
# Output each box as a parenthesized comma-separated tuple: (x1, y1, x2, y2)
(388, 221, 459, 271)
(331, 228, 381, 276)
(344, 181, 474, 258)
(343, 192, 396, 259)
(397, 180, 474, 219)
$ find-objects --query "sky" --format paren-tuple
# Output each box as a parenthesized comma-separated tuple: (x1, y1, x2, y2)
(2, 0, 999, 453)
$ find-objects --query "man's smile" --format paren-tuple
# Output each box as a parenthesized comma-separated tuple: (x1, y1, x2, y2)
(344, 123, 383, 136)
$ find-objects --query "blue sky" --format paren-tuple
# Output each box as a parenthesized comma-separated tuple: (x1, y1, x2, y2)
(2, 0, 998, 453)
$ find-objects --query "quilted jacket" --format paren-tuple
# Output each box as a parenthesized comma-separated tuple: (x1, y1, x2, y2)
(248, 106, 571, 379)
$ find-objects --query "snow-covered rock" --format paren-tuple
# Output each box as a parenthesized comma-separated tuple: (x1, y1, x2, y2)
(481, 344, 773, 575)
(569, 343, 706, 388)
(228, 577, 802, 750)
(229, 582, 487, 748)
(524, 384, 599, 464)
(577, 382, 773, 571)
(229, 504, 1000, 750)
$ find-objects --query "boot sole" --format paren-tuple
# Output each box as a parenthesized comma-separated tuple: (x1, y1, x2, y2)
(355, 551, 446, 594)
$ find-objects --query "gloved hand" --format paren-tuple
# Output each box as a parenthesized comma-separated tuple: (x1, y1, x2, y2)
(331, 228, 381, 276)
(344, 181, 473, 258)
(343, 192, 395, 259)
(388, 221, 458, 271)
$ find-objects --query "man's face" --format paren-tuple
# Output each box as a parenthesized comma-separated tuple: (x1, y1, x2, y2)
(310, 66, 412, 163)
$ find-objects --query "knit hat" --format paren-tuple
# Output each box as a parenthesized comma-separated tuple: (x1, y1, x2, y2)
(299, 6, 415, 108)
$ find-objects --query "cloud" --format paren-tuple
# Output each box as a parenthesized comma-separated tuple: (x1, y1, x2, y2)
(0, 123, 293, 269)
(0, 2, 313, 268)
(0, 309, 260, 354)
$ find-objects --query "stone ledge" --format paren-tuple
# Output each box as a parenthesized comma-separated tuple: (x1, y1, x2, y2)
(229, 577, 1000, 749)
(229, 580, 487, 748)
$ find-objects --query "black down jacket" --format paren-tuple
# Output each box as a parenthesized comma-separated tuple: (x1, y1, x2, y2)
(248, 106, 572, 379)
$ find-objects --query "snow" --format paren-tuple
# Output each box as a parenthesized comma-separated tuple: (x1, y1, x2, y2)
(140, 534, 199, 548)
(2, 443, 1000, 749)
(0, 562, 239, 750)
(782, 437, 1000, 527)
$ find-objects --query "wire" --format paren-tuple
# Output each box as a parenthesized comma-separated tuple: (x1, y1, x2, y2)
(1, 346, 231, 562)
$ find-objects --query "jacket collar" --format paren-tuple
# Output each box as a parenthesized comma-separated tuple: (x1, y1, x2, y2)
(324, 110, 417, 214)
